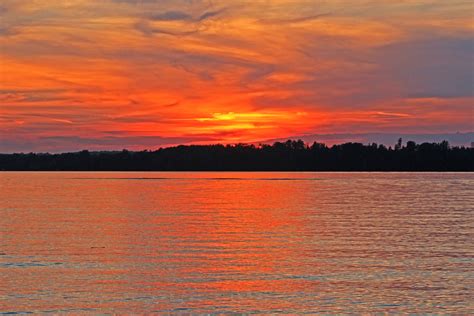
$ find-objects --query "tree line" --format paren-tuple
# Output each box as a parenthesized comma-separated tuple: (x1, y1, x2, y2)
(0, 139, 473, 171)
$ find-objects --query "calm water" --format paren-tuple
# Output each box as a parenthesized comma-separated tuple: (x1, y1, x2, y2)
(1, 172, 473, 314)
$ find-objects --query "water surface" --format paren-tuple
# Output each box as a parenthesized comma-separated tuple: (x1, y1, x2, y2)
(1, 172, 473, 313)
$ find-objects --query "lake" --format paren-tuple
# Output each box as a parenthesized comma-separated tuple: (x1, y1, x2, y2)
(1, 172, 473, 314)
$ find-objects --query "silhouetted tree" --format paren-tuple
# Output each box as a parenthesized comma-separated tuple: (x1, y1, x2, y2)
(0, 139, 472, 171)
(395, 138, 403, 151)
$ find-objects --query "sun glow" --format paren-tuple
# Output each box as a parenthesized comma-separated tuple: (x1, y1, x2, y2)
(1, 0, 472, 152)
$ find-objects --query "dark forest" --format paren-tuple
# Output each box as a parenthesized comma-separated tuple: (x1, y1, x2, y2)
(1, 139, 472, 171)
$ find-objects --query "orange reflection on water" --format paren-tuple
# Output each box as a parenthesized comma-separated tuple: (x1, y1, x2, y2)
(1, 172, 473, 313)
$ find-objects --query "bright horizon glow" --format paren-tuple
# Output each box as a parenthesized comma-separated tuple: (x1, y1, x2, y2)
(0, 0, 473, 152)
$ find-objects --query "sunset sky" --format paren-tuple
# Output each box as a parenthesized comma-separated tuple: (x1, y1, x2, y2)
(1, 0, 473, 152)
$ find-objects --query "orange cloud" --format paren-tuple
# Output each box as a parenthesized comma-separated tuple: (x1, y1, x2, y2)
(0, 0, 472, 151)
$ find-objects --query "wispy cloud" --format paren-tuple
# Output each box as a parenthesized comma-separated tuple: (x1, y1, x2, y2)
(1, 0, 472, 151)
(149, 10, 192, 21)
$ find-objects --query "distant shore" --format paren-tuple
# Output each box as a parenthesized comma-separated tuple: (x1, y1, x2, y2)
(1, 140, 473, 171)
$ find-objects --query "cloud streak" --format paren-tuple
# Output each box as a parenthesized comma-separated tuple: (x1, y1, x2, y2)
(1, 0, 472, 152)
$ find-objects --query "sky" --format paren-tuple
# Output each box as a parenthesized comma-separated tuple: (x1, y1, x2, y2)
(0, 0, 473, 152)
